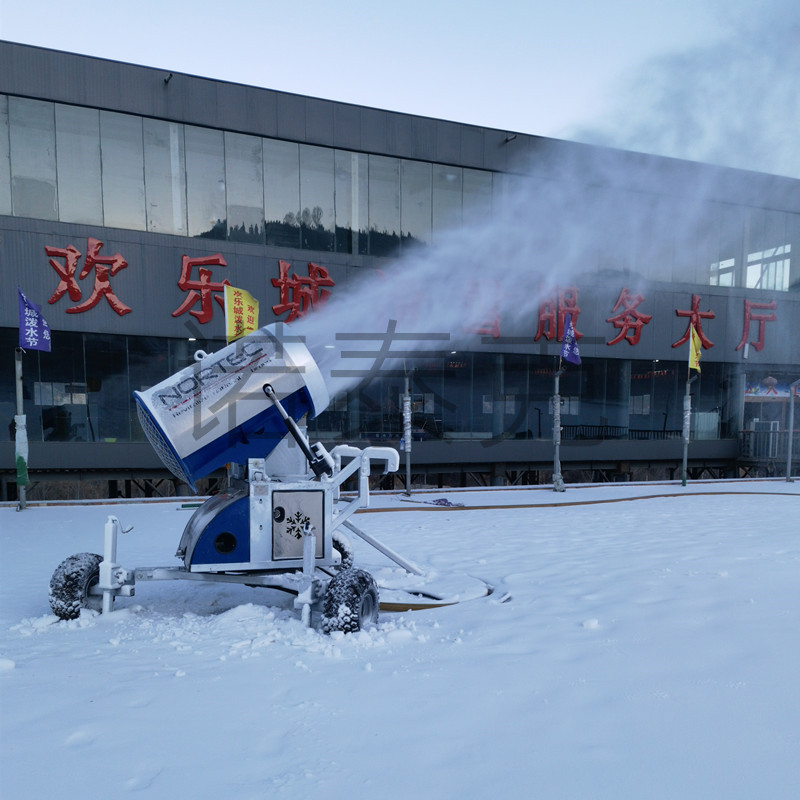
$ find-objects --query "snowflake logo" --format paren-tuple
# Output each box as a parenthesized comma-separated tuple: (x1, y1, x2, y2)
(286, 511, 311, 540)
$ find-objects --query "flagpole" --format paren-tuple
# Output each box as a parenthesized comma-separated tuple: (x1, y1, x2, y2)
(681, 323, 696, 487)
(785, 378, 800, 482)
(553, 312, 580, 493)
(14, 347, 27, 510)
(553, 356, 565, 492)
(15, 289, 52, 509)
(402, 367, 412, 496)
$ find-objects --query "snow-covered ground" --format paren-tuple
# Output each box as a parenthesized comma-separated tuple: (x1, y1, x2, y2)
(2, 479, 799, 799)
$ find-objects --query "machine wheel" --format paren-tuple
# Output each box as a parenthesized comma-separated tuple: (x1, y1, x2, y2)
(332, 530, 354, 571)
(321, 568, 379, 634)
(49, 553, 103, 620)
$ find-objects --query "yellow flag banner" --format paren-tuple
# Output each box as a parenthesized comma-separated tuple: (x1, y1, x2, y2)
(224, 285, 260, 343)
(689, 324, 702, 372)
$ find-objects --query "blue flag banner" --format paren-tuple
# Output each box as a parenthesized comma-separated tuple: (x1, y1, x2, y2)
(561, 313, 581, 365)
(18, 288, 52, 352)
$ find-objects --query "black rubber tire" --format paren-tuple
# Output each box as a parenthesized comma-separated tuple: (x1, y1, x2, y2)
(49, 553, 103, 620)
(321, 567, 379, 634)
(332, 530, 354, 571)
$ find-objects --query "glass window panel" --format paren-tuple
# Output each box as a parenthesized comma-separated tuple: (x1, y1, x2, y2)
(354, 379, 384, 439)
(441, 353, 472, 437)
(672, 202, 713, 284)
(100, 111, 146, 230)
(710, 257, 735, 286)
(714, 203, 744, 286)
(368, 155, 400, 256)
(224, 131, 264, 243)
(590, 186, 638, 276)
(0, 328, 18, 441)
(432, 164, 462, 240)
(128, 336, 168, 442)
(185, 125, 226, 239)
(745, 210, 790, 291)
(400, 159, 432, 248)
(631, 194, 675, 282)
(492, 171, 523, 218)
(628, 360, 681, 437)
(0, 95, 10, 215)
(334, 149, 368, 254)
(84, 335, 130, 441)
(36, 332, 89, 442)
(500, 354, 532, 439)
(264, 138, 300, 248)
(462, 168, 492, 225)
(307, 390, 350, 438)
(407, 354, 444, 440)
(299, 144, 334, 251)
(471, 352, 501, 437)
(144, 118, 187, 235)
(787, 214, 800, 291)
(55, 104, 103, 225)
(9, 97, 58, 220)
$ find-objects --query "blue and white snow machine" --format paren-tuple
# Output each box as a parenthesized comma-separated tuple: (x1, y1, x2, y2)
(48, 324, 422, 633)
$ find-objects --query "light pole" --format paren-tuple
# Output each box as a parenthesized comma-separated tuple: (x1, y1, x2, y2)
(552, 366, 566, 492)
(680, 374, 698, 487)
(402, 370, 412, 496)
(14, 347, 28, 510)
(786, 378, 800, 482)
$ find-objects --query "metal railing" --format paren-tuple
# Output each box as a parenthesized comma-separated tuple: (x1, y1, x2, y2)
(740, 429, 800, 462)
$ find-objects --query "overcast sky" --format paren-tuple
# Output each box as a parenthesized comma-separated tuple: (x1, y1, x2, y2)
(1, 0, 797, 178)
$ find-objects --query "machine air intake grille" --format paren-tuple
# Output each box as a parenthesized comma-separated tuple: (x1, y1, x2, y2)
(136, 403, 192, 487)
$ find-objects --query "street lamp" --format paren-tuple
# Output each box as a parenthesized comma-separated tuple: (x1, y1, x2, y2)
(787, 378, 800, 482)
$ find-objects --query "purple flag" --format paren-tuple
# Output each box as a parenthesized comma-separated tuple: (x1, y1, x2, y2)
(560, 313, 581, 365)
(18, 288, 52, 352)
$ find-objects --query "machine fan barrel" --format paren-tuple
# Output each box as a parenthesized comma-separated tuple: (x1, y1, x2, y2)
(133, 325, 329, 491)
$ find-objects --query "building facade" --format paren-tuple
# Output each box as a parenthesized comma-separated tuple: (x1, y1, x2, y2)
(1, 41, 799, 498)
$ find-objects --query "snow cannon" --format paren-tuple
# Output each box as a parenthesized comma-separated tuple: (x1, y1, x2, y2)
(50, 321, 489, 635)
(134, 324, 329, 492)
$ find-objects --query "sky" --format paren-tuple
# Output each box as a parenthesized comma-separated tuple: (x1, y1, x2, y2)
(1, 0, 798, 179)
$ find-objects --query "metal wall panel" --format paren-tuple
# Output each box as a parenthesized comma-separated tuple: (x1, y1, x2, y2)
(275, 94, 306, 142)
(245, 86, 278, 139)
(409, 116, 438, 163)
(434, 119, 461, 164)
(305, 98, 335, 146)
(359, 105, 391, 155)
(460, 125, 485, 167)
(332, 103, 362, 151)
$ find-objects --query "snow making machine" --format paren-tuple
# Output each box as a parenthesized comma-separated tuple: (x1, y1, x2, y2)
(48, 324, 424, 633)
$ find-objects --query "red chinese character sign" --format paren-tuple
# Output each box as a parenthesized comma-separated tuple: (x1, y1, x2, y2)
(534, 287, 582, 342)
(465, 316, 501, 339)
(673, 293, 714, 350)
(271, 260, 335, 322)
(736, 299, 777, 352)
(46, 244, 82, 305)
(45, 238, 132, 316)
(606, 288, 652, 346)
(172, 254, 230, 324)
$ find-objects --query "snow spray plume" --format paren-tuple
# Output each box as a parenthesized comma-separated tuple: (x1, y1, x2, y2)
(569, 0, 800, 180)
(291, 146, 678, 398)
(292, 0, 800, 398)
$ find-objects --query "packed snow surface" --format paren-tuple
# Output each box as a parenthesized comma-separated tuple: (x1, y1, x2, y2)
(1, 479, 799, 799)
